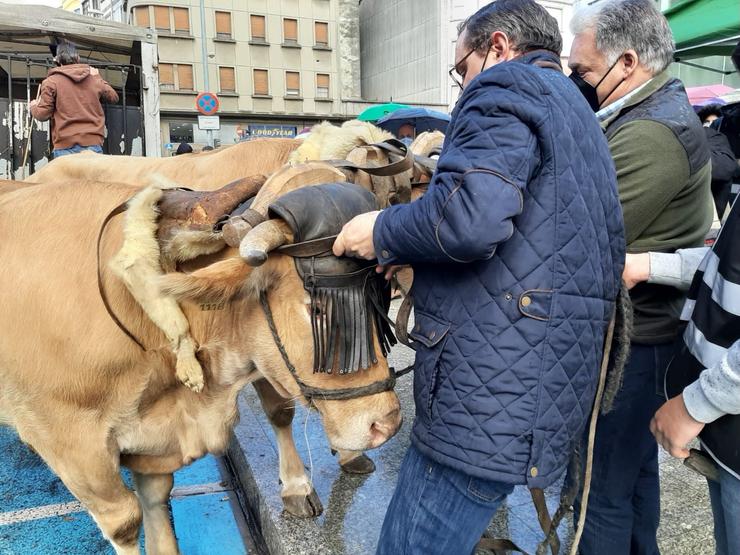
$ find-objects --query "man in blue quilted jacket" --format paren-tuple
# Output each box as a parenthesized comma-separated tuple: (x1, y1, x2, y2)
(333, 1, 625, 552)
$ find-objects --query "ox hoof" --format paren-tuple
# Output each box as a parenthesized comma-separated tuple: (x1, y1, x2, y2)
(283, 488, 323, 518)
(339, 453, 376, 475)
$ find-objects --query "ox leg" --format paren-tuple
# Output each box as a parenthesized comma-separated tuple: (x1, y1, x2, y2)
(25, 436, 143, 554)
(133, 472, 180, 555)
(252, 379, 323, 517)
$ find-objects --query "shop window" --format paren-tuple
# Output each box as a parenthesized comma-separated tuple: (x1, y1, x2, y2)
(316, 73, 330, 99)
(283, 18, 298, 44)
(250, 14, 266, 41)
(314, 21, 328, 47)
(220, 67, 236, 93)
(285, 71, 300, 96)
(253, 69, 269, 96)
(169, 121, 194, 144)
(215, 11, 232, 39)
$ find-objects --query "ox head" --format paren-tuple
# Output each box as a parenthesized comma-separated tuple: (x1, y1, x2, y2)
(163, 179, 402, 452)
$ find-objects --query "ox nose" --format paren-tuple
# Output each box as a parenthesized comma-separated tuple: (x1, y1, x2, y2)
(369, 408, 402, 447)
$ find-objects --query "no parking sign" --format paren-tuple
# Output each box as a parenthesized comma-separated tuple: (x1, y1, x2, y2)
(196, 92, 220, 116)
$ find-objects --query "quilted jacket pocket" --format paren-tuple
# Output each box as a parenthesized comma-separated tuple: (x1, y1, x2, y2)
(409, 310, 451, 411)
(518, 289, 553, 321)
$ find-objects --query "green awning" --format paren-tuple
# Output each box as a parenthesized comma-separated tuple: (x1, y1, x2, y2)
(664, 0, 740, 59)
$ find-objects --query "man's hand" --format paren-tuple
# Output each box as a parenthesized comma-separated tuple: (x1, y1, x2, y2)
(29, 99, 38, 110)
(650, 394, 705, 459)
(332, 211, 380, 260)
(623, 252, 650, 289)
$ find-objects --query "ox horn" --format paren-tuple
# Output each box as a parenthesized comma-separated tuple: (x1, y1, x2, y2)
(239, 219, 293, 266)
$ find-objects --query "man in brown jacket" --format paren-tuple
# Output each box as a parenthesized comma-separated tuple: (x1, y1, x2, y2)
(30, 41, 119, 158)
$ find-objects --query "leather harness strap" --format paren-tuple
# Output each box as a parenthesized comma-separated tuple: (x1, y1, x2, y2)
(96, 198, 147, 351)
(325, 139, 415, 177)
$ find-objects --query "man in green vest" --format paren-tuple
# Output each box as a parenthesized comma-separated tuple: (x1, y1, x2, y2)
(567, 0, 713, 553)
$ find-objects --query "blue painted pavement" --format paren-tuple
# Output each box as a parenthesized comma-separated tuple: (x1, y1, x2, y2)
(0, 427, 250, 554)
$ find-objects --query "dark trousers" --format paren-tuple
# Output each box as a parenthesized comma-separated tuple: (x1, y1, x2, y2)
(575, 342, 673, 555)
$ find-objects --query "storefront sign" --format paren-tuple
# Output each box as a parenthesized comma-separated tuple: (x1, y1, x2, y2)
(248, 124, 297, 138)
(197, 115, 220, 130)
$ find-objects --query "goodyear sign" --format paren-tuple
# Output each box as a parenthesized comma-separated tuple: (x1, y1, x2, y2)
(248, 124, 297, 138)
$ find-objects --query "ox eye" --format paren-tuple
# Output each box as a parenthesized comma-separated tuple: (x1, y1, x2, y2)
(306, 303, 324, 318)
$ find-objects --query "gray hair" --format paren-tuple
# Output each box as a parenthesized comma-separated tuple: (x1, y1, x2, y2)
(459, 0, 563, 57)
(55, 41, 80, 66)
(571, 0, 674, 74)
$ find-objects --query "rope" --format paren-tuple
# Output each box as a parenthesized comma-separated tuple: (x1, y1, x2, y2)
(569, 310, 617, 555)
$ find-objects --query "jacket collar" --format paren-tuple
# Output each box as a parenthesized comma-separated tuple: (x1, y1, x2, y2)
(512, 49, 563, 71)
(599, 69, 672, 129)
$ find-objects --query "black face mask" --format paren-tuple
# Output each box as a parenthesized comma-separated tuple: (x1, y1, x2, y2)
(569, 56, 623, 112)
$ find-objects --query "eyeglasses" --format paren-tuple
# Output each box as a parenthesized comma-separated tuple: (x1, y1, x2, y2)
(448, 47, 491, 91)
(448, 47, 476, 91)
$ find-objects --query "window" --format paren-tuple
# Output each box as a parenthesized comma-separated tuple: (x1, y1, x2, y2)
(285, 71, 300, 96)
(160, 63, 175, 90)
(153, 6, 170, 31)
(169, 121, 194, 144)
(316, 73, 330, 99)
(283, 18, 298, 44)
(219, 67, 236, 93)
(135, 6, 190, 34)
(250, 14, 266, 41)
(133, 5, 149, 27)
(159, 63, 194, 91)
(173, 8, 189, 34)
(215, 11, 232, 39)
(314, 21, 328, 46)
(178, 65, 194, 90)
(253, 69, 269, 96)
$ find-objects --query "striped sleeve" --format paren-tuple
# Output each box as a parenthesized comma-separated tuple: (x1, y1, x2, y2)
(684, 339, 740, 423)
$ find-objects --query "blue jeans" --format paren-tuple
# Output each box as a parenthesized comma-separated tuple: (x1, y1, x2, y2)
(376, 443, 513, 555)
(52, 144, 103, 158)
(575, 342, 673, 555)
(708, 466, 740, 555)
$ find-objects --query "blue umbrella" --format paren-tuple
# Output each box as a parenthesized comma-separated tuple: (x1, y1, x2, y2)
(376, 107, 450, 136)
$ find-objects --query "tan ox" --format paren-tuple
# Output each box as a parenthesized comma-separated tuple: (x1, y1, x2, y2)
(0, 179, 401, 554)
(25, 121, 396, 189)
(25, 138, 301, 189)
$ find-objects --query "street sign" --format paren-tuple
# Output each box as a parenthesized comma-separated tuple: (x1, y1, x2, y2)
(198, 115, 220, 130)
(195, 92, 220, 116)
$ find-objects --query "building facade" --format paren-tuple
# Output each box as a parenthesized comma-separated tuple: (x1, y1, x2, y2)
(360, 0, 576, 110)
(126, 0, 404, 154)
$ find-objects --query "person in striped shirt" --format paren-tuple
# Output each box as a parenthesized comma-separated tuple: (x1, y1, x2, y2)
(623, 197, 740, 555)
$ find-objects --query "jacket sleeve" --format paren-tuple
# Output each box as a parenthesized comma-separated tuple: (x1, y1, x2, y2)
(30, 79, 56, 122)
(373, 86, 538, 265)
(648, 247, 709, 291)
(98, 77, 119, 104)
(683, 339, 740, 423)
(707, 129, 738, 185)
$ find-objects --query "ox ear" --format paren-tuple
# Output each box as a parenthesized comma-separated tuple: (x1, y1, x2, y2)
(159, 257, 252, 303)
